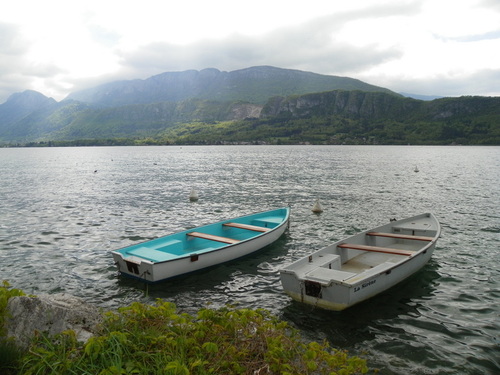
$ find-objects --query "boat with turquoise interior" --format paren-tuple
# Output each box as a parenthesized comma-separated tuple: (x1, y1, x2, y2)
(112, 207, 290, 282)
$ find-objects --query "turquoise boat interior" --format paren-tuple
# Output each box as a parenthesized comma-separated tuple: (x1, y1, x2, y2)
(114, 208, 289, 263)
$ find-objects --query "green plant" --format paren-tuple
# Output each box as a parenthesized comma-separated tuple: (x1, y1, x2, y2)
(0, 281, 26, 375)
(20, 299, 368, 375)
(0, 281, 25, 337)
(0, 338, 22, 375)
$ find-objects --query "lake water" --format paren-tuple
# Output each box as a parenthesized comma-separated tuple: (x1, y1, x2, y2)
(0, 145, 498, 374)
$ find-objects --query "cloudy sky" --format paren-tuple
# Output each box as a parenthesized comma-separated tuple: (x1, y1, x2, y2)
(1, 0, 499, 103)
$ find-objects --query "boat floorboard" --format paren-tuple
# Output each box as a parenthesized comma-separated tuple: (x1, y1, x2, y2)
(341, 252, 405, 273)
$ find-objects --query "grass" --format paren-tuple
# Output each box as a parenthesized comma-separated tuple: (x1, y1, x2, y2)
(0, 338, 22, 375)
(0, 282, 25, 374)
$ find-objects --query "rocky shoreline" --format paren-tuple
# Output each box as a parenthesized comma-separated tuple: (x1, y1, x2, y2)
(5, 294, 103, 349)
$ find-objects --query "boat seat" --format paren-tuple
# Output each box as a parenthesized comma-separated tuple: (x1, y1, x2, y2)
(306, 267, 356, 283)
(187, 232, 240, 244)
(366, 232, 433, 241)
(127, 247, 178, 262)
(338, 243, 415, 256)
(223, 222, 270, 232)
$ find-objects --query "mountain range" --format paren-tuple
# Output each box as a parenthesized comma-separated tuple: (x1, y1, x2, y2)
(0, 66, 498, 145)
(66, 66, 396, 106)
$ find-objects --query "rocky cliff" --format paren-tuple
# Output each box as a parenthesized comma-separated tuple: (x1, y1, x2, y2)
(262, 90, 422, 119)
(261, 90, 500, 123)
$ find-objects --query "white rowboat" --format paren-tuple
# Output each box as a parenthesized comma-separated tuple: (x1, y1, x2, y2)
(112, 207, 290, 282)
(279, 213, 440, 311)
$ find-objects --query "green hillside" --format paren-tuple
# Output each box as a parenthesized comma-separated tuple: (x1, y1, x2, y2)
(162, 92, 499, 145)
(20, 91, 500, 147)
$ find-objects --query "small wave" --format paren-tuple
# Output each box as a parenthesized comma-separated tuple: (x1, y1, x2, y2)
(480, 226, 500, 233)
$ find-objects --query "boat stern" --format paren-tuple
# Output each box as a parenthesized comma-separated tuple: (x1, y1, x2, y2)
(112, 251, 156, 281)
(280, 269, 352, 311)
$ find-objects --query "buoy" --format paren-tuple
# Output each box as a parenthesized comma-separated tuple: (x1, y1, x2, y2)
(311, 199, 323, 213)
(414, 166, 419, 172)
(189, 189, 199, 202)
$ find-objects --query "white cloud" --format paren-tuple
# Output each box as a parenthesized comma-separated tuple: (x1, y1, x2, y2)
(0, 0, 499, 103)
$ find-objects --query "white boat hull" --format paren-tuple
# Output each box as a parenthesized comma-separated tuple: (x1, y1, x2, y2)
(280, 213, 440, 311)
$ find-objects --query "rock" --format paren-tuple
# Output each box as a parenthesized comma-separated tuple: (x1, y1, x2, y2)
(5, 293, 103, 349)
(229, 103, 262, 119)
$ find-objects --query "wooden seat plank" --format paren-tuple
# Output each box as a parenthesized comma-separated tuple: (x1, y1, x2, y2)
(337, 243, 415, 256)
(367, 232, 433, 241)
(187, 232, 239, 244)
(223, 222, 270, 232)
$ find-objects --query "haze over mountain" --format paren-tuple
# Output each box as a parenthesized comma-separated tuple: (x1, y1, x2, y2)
(399, 93, 443, 101)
